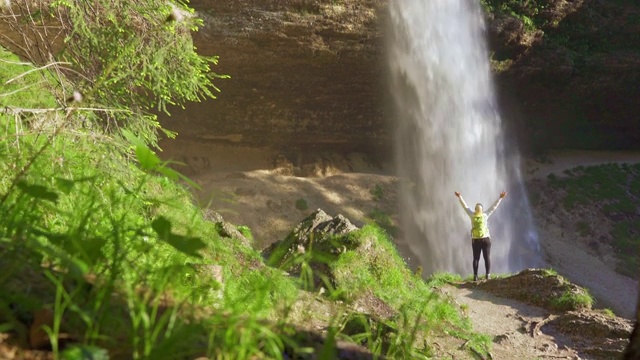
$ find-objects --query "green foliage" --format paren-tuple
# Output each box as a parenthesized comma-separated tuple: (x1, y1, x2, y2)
(480, 0, 547, 32)
(236, 225, 254, 242)
(61, 345, 110, 360)
(0, 27, 300, 360)
(603, 308, 616, 318)
(331, 225, 491, 357)
(370, 184, 384, 201)
(295, 198, 308, 211)
(5, 0, 228, 146)
(0, 48, 57, 109)
(551, 289, 594, 311)
(425, 272, 463, 288)
(367, 208, 399, 237)
(542, 268, 558, 277)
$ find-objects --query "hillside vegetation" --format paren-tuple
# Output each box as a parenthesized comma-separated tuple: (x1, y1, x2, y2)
(530, 163, 640, 278)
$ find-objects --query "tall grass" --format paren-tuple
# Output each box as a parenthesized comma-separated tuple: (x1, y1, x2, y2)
(0, 46, 305, 359)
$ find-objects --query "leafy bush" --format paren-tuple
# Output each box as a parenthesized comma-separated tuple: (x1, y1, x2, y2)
(295, 198, 308, 211)
(370, 184, 384, 201)
(551, 290, 594, 311)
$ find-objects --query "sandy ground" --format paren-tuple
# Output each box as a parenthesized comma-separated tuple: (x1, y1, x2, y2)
(160, 140, 640, 320)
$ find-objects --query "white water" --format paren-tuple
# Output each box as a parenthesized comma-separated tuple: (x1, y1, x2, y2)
(387, 0, 541, 275)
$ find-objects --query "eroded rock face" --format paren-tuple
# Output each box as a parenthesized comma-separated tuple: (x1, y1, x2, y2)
(487, 0, 640, 151)
(3, 1, 638, 155)
(157, 0, 640, 156)
(159, 0, 389, 156)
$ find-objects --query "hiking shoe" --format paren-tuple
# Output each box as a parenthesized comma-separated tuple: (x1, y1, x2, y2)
(473, 275, 478, 282)
(486, 274, 490, 280)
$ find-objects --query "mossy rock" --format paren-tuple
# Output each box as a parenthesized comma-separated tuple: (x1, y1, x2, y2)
(477, 269, 593, 311)
(262, 209, 360, 282)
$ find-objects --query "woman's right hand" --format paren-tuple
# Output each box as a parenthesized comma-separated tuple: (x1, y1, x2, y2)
(455, 191, 461, 197)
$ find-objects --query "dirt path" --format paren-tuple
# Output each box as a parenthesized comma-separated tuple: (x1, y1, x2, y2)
(442, 283, 579, 360)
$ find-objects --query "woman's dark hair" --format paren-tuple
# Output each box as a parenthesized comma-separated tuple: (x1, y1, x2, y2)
(475, 203, 483, 208)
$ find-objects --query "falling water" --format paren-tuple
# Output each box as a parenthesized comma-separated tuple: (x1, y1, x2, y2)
(387, 0, 541, 275)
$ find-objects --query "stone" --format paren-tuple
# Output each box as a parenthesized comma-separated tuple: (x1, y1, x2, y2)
(262, 209, 359, 280)
(203, 209, 251, 247)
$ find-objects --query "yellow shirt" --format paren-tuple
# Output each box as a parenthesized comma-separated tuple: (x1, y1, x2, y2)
(457, 195, 503, 239)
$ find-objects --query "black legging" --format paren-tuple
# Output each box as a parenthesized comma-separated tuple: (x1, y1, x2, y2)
(472, 237, 491, 276)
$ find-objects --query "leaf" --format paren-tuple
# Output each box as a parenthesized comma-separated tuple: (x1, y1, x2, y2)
(17, 180, 58, 203)
(120, 129, 144, 148)
(81, 237, 107, 266)
(122, 129, 160, 170)
(61, 345, 110, 360)
(156, 165, 200, 190)
(152, 216, 205, 258)
(168, 235, 206, 258)
(135, 144, 161, 171)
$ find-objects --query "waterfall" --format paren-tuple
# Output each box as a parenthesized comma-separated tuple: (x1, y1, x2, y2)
(387, 0, 541, 275)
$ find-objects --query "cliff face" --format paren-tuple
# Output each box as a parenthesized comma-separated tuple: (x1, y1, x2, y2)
(160, 0, 639, 155)
(159, 0, 389, 157)
(486, 0, 640, 151)
(3, 0, 638, 154)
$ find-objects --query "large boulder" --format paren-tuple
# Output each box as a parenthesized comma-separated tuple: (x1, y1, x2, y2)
(262, 209, 359, 281)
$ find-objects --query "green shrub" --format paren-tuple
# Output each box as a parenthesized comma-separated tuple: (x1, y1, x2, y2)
(295, 198, 308, 211)
(551, 290, 594, 311)
(370, 184, 384, 201)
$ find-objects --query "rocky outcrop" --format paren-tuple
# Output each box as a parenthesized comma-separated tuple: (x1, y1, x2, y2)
(476, 268, 593, 311)
(262, 209, 359, 277)
(546, 310, 633, 360)
(465, 268, 633, 359)
(203, 209, 253, 248)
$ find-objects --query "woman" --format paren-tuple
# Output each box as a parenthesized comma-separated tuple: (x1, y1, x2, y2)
(455, 191, 507, 281)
